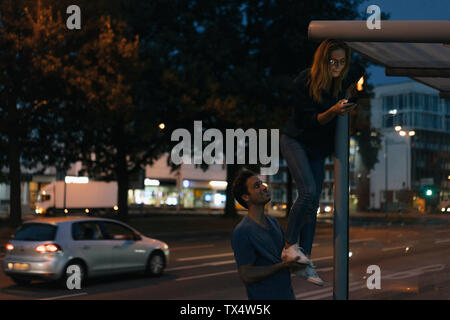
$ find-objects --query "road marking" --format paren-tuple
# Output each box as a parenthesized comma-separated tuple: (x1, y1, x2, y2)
(316, 267, 333, 272)
(296, 286, 332, 299)
(297, 263, 448, 300)
(177, 252, 234, 262)
(383, 264, 445, 280)
(382, 246, 407, 252)
(435, 239, 450, 244)
(170, 244, 215, 251)
(350, 238, 375, 243)
(312, 255, 333, 262)
(170, 255, 334, 273)
(167, 260, 235, 272)
(176, 270, 237, 281)
(40, 292, 88, 300)
(303, 283, 367, 300)
(296, 280, 362, 300)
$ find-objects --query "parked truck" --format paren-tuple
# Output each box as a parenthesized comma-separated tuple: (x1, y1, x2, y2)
(35, 181, 118, 215)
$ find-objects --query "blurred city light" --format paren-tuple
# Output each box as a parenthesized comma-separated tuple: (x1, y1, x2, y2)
(209, 181, 227, 188)
(145, 179, 160, 186)
(65, 176, 89, 184)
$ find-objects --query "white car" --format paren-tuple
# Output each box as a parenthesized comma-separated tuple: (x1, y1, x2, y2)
(2, 217, 169, 287)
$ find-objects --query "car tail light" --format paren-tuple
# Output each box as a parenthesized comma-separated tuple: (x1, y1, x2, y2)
(35, 244, 62, 253)
(5, 243, 14, 252)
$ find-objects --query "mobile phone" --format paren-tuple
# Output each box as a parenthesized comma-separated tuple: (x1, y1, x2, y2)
(346, 96, 359, 104)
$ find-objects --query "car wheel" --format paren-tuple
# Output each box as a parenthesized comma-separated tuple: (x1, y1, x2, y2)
(11, 277, 31, 286)
(60, 261, 86, 289)
(146, 252, 165, 276)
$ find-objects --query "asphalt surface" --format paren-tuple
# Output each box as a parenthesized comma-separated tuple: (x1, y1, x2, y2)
(0, 220, 449, 300)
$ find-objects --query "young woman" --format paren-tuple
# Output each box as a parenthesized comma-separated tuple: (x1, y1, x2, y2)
(280, 39, 365, 286)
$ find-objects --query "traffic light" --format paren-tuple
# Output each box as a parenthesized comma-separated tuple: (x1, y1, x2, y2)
(421, 186, 435, 198)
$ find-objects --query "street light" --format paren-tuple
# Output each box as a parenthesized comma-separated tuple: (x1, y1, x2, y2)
(395, 128, 415, 190)
(384, 126, 416, 213)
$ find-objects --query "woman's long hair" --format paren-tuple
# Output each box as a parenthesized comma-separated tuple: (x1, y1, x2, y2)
(307, 39, 351, 104)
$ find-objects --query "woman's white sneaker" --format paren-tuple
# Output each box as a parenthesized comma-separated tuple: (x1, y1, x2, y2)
(295, 262, 324, 286)
(283, 244, 311, 265)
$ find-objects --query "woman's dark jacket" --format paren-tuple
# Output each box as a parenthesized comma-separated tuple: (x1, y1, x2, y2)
(282, 63, 365, 158)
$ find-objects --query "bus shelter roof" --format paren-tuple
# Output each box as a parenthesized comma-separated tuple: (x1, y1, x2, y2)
(308, 20, 450, 98)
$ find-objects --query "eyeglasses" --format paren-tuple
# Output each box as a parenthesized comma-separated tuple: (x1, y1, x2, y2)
(329, 59, 346, 67)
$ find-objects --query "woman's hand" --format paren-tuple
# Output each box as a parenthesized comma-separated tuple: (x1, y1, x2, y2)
(332, 99, 357, 116)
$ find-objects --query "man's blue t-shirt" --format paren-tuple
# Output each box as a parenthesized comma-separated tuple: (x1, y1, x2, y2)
(231, 215, 295, 300)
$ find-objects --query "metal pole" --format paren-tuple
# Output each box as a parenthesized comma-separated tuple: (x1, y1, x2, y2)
(333, 112, 349, 300)
(406, 136, 409, 190)
(64, 180, 67, 214)
(176, 171, 181, 213)
(385, 137, 388, 213)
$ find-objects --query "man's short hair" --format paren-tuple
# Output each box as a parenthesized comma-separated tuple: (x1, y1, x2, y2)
(232, 169, 257, 209)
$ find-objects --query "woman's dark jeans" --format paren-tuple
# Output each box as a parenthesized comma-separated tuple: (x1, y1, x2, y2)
(280, 134, 326, 255)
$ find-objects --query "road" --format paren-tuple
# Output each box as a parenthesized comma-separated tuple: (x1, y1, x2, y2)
(0, 222, 449, 300)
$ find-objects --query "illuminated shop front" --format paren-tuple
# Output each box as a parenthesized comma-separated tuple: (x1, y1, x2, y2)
(180, 180, 226, 209)
(131, 178, 178, 207)
(130, 178, 227, 209)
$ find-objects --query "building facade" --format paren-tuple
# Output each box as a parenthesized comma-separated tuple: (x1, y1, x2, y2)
(0, 154, 229, 214)
(370, 81, 450, 213)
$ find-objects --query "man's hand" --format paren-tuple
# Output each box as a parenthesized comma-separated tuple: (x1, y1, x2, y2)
(281, 248, 302, 268)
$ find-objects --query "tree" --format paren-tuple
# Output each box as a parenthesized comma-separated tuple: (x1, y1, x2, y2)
(59, 15, 170, 221)
(184, 0, 382, 217)
(142, 0, 386, 218)
(0, 0, 72, 226)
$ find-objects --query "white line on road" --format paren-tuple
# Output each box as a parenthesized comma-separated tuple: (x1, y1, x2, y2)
(166, 260, 235, 272)
(312, 255, 333, 262)
(170, 244, 215, 251)
(316, 267, 333, 272)
(296, 280, 363, 300)
(435, 239, 450, 244)
(350, 238, 375, 243)
(171, 256, 335, 273)
(40, 292, 88, 300)
(303, 283, 367, 300)
(178, 253, 332, 263)
(382, 246, 408, 252)
(298, 263, 448, 300)
(176, 270, 237, 281)
(177, 252, 234, 262)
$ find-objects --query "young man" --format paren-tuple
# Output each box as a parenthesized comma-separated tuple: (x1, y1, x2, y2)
(231, 170, 305, 300)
